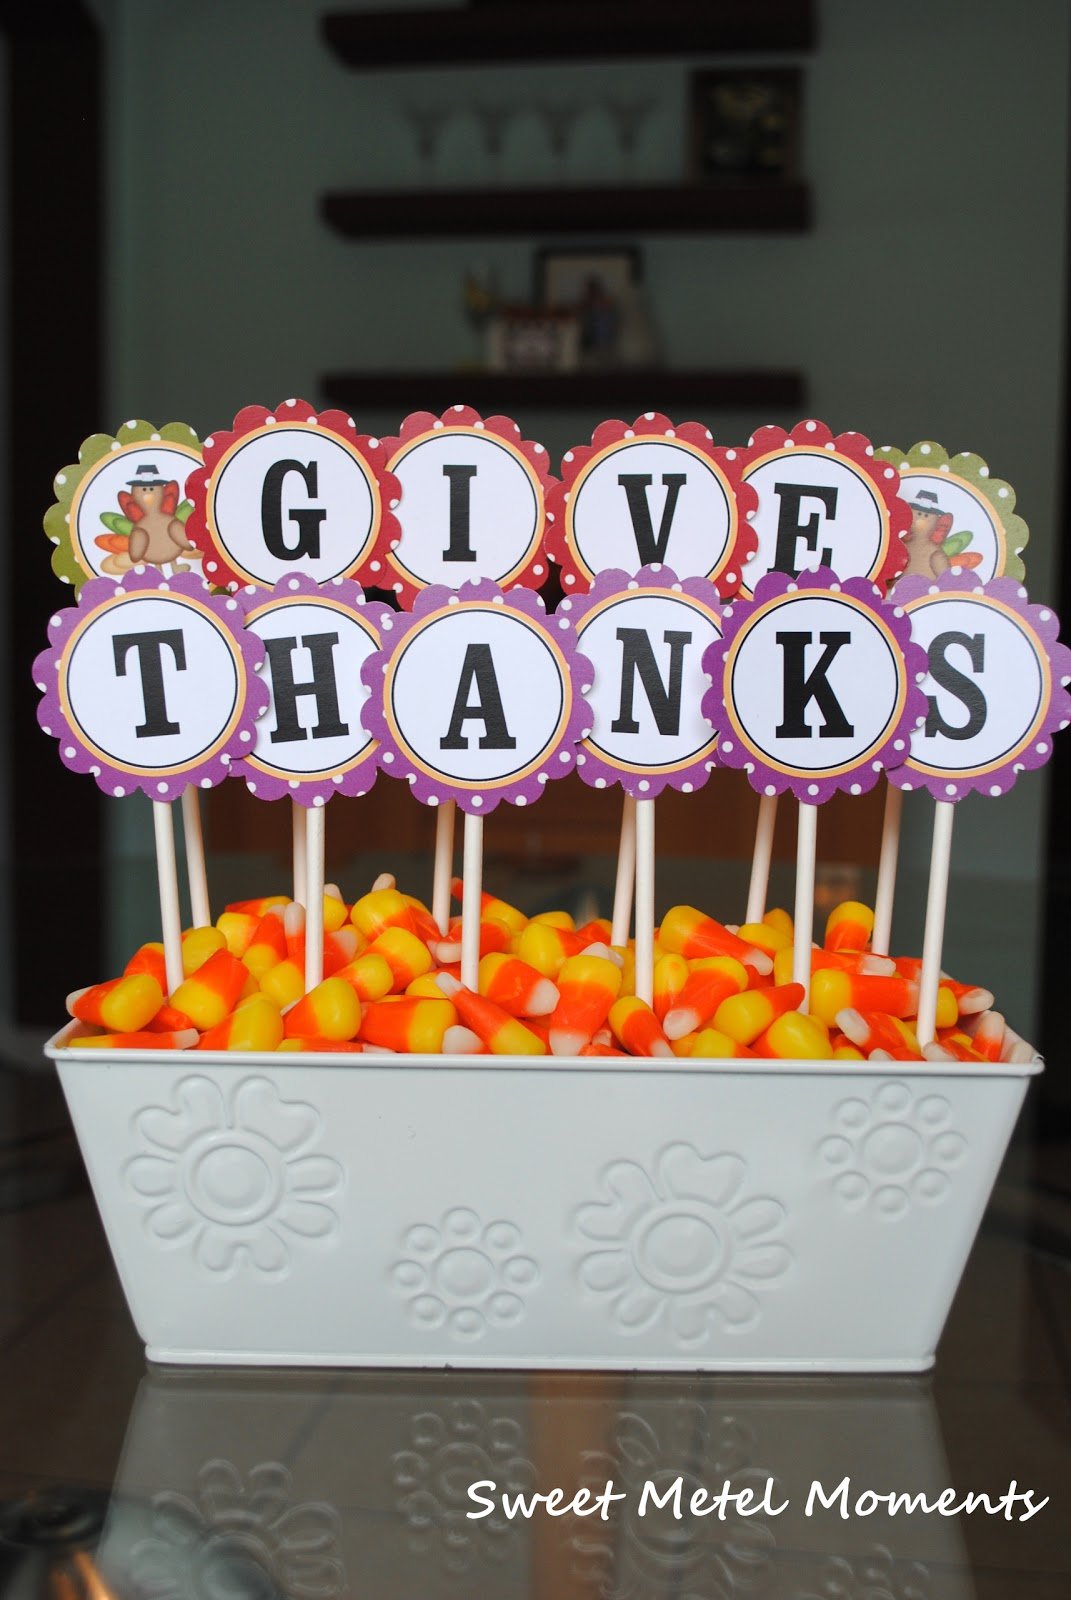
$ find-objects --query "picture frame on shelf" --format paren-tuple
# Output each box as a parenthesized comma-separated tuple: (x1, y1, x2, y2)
(536, 246, 644, 367)
(688, 67, 802, 185)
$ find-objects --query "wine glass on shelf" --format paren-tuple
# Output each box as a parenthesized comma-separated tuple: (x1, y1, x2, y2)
(472, 100, 514, 186)
(402, 104, 450, 188)
(534, 98, 583, 185)
(604, 94, 657, 183)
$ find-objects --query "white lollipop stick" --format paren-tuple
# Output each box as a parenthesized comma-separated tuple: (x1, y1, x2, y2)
(460, 812, 483, 992)
(745, 793, 778, 924)
(917, 800, 954, 1047)
(634, 798, 656, 1008)
(153, 800, 184, 995)
(871, 783, 903, 957)
(292, 802, 308, 909)
(180, 787, 211, 928)
(432, 800, 456, 935)
(792, 802, 818, 1007)
(304, 804, 326, 992)
(611, 794, 637, 948)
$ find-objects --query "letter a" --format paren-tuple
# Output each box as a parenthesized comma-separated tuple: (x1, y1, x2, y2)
(440, 643, 518, 750)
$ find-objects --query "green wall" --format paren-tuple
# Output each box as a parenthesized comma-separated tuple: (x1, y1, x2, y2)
(96, 0, 1069, 1031)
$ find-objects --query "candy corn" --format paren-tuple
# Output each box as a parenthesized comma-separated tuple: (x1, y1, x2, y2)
(60, 885, 1020, 1065)
(68, 974, 163, 1034)
(546, 954, 622, 1055)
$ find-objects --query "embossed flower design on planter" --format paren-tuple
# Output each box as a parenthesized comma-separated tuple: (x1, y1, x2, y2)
(392, 1207, 539, 1339)
(129, 1459, 345, 1600)
(571, 1404, 779, 1600)
(124, 1074, 342, 1276)
(392, 1400, 536, 1575)
(574, 1144, 790, 1342)
(819, 1082, 967, 1221)
(795, 1543, 930, 1600)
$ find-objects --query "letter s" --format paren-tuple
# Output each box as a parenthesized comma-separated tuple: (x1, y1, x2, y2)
(466, 1480, 497, 1520)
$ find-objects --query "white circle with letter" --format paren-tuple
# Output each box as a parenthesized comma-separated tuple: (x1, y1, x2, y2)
(904, 593, 1046, 779)
(247, 597, 379, 781)
(725, 592, 905, 777)
(385, 604, 569, 789)
(207, 425, 378, 587)
(568, 439, 735, 583)
(576, 590, 721, 774)
(387, 428, 542, 590)
(60, 591, 242, 774)
(743, 449, 888, 594)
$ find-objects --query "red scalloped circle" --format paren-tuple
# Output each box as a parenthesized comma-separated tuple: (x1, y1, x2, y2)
(741, 419, 911, 596)
(184, 399, 402, 591)
(544, 413, 759, 599)
(378, 405, 557, 606)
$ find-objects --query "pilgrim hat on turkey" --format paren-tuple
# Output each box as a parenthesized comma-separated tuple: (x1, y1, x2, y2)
(909, 487, 945, 516)
(126, 463, 168, 488)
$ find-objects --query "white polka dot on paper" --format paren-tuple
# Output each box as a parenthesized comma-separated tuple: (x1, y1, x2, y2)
(946, 784, 957, 796)
(313, 794, 325, 807)
(682, 782, 693, 793)
(595, 777, 606, 788)
(722, 740, 733, 753)
(638, 780, 650, 792)
(765, 784, 776, 796)
(157, 782, 168, 794)
(850, 783, 861, 795)
(807, 784, 819, 796)
(516, 794, 527, 806)
(114, 785, 125, 796)
(991, 785, 1002, 796)
(64, 746, 75, 758)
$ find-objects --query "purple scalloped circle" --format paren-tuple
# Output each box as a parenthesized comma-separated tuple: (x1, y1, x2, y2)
(360, 578, 593, 815)
(558, 563, 726, 799)
(701, 566, 928, 801)
(33, 566, 269, 802)
(235, 571, 392, 808)
(886, 570, 1071, 801)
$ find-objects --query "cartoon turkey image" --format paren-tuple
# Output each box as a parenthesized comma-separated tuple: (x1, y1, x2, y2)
(95, 462, 201, 575)
(900, 487, 983, 581)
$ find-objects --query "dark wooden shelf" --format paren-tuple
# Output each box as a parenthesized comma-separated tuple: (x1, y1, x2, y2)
(321, 368, 805, 413)
(322, 2, 815, 69)
(322, 182, 810, 239)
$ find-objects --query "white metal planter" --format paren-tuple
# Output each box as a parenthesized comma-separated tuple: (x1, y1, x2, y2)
(47, 1028, 1038, 1371)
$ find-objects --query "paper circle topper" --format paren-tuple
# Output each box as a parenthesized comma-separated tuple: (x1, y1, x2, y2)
(381, 406, 555, 604)
(877, 441, 1029, 584)
(889, 573, 1071, 800)
(545, 414, 757, 598)
(703, 569, 927, 800)
(362, 581, 593, 814)
(242, 574, 389, 807)
(44, 419, 203, 589)
(34, 569, 268, 800)
(186, 400, 401, 591)
(741, 421, 910, 597)
(563, 565, 724, 798)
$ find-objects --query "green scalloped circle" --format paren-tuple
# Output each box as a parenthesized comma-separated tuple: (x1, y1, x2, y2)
(875, 439, 1028, 584)
(44, 418, 202, 590)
